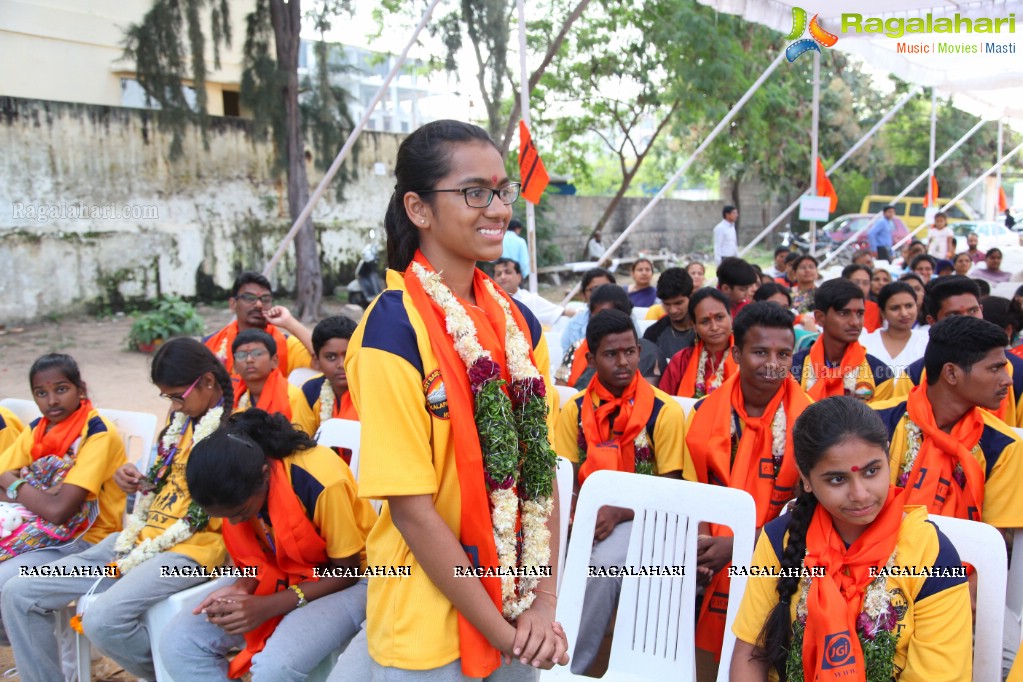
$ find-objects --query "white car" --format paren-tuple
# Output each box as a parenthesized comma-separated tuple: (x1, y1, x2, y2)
(950, 221, 1022, 254)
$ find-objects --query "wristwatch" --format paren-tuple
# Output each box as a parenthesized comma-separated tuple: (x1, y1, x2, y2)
(6, 478, 26, 501)
(288, 584, 308, 608)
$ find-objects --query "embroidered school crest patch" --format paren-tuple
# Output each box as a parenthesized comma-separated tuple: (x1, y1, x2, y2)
(423, 369, 449, 419)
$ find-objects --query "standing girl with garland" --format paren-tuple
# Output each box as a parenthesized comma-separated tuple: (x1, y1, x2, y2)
(729, 396, 972, 682)
(2, 338, 231, 682)
(335, 120, 568, 681)
(659, 289, 736, 398)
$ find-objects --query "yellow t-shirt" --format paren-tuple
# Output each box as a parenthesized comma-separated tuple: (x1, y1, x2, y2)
(645, 304, 666, 321)
(871, 396, 1023, 528)
(554, 383, 684, 477)
(0, 410, 127, 545)
(236, 382, 318, 437)
(0, 407, 25, 455)
(346, 269, 556, 670)
(732, 506, 972, 682)
(140, 422, 226, 571)
(284, 334, 313, 375)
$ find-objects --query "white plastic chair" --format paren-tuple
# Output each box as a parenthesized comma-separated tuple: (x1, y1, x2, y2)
(672, 395, 698, 416)
(555, 385, 579, 409)
(288, 367, 320, 388)
(316, 418, 361, 479)
(927, 514, 1007, 682)
(556, 456, 574, 592)
(98, 408, 158, 471)
(0, 397, 41, 424)
(545, 332, 563, 376)
(542, 471, 756, 681)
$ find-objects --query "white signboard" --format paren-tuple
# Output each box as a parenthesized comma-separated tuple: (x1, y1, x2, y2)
(799, 195, 831, 222)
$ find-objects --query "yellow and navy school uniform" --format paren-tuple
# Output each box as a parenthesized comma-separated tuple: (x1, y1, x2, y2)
(732, 506, 972, 682)
(345, 269, 556, 671)
(236, 381, 318, 438)
(0, 407, 25, 455)
(203, 327, 313, 377)
(301, 375, 358, 433)
(875, 354, 1023, 428)
(791, 344, 889, 402)
(554, 383, 685, 475)
(0, 410, 127, 545)
(872, 396, 1023, 528)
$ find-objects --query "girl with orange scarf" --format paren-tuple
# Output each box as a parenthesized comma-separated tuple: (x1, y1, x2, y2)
(158, 410, 375, 681)
(340, 121, 568, 680)
(730, 397, 972, 682)
(659, 289, 737, 398)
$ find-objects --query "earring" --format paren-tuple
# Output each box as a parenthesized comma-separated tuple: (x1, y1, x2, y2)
(420, 218, 426, 224)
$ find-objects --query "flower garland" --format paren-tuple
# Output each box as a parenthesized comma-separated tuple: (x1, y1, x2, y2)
(576, 422, 654, 476)
(728, 403, 786, 475)
(411, 264, 556, 620)
(786, 551, 900, 682)
(319, 377, 335, 422)
(112, 405, 223, 574)
(694, 344, 726, 399)
(215, 337, 229, 365)
(804, 361, 857, 396)
(896, 419, 969, 489)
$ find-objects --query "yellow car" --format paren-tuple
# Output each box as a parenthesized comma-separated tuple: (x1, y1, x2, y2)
(859, 195, 976, 235)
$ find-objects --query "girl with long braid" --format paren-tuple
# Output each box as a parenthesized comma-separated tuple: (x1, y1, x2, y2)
(729, 396, 972, 682)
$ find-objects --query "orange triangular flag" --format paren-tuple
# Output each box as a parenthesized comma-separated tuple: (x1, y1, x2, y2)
(923, 175, 939, 207)
(518, 121, 550, 204)
(816, 157, 837, 212)
(999, 186, 1009, 213)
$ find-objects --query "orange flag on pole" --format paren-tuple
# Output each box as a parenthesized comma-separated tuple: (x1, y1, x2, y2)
(815, 157, 838, 212)
(999, 186, 1009, 213)
(519, 121, 550, 204)
(923, 175, 939, 207)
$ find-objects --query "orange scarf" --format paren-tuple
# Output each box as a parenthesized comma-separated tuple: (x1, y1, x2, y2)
(802, 487, 905, 682)
(403, 250, 539, 678)
(336, 391, 357, 420)
(205, 321, 290, 375)
(577, 372, 655, 485)
(222, 459, 327, 678)
(687, 374, 809, 654)
(863, 300, 882, 333)
(567, 340, 590, 387)
(803, 336, 867, 401)
(236, 369, 293, 421)
(30, 400, 94, 462)
(913, 366, 1016, 428)
(676, 338, 736, 398)
(902, 384, 986, 521)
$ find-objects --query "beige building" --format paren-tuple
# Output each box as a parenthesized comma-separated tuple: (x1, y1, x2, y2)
(0, 0, 246, 115)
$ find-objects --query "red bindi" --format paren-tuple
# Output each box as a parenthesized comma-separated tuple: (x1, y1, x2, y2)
(491, 175, 498, 183)
(850, 465, 860, 472)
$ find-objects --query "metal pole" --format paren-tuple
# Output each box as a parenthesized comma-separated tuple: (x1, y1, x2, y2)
(809, 50, 820, 256)
(262, 0, 444, 277)
(996, 117, 1005, 220)
(739, 86, 921, 256)
(517, 0, 539, 294)
(558, 49, 788, 306)
(928, 88, 937, 209)
(820, 118, 988, 268)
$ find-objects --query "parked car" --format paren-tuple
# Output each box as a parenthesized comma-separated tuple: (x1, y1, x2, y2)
(950, 221, 1022, 252)
(811, 213, 910, 253)
(859, 195, 976, 231)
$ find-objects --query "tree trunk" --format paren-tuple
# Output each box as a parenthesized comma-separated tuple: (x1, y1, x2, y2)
(270, 0, 322, 322)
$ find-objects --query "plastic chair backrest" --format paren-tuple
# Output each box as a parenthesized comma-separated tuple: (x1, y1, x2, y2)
(555, 385, 579, 409)
(316, 418, 361, 479)
(97, 408, 158, 471)
(543, 471, 756, 681)
(671, 395, 698, 416)
(288, 367, 320, 388)
(0, 398, 41, 425)
(556, 456, 574, 591)
(927, 514, 1007, 682)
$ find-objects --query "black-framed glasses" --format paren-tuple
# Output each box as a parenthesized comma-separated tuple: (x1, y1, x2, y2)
(416, 183, 520, 208)
(235, 293, 273, 306)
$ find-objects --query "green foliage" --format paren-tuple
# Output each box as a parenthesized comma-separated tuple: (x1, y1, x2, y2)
(476, 379, 520, 485)
(516, 393, 557, 500)
(126, 296, 205, 350)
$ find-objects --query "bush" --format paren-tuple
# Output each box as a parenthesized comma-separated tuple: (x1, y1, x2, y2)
(126, 296, 205, 351)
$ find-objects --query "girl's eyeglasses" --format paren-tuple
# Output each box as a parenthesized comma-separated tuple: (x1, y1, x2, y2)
(160, 376, 202, 403)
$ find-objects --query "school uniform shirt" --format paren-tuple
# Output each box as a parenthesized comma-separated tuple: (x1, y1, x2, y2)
(554, 384, 685, 474)
(0, 410, 127, 545)
(300, 375, 358, 435)
(0, 407, 25, 455)
(791, 345, 889, 402)
(237, 382, 318, 437)
(204, 325, 313, 377)
(346, 269, 556, 671)
(872, 397, 1023, 528)
(732, 506, 972, 682)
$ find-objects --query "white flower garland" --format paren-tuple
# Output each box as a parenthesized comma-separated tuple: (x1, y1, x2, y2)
(796, 550, 897, 621)
(216, 337, 229, 365)
(694, 343, 726, 397)
(411, 263, 553, 620)
(319, 376, 335, 422)
(113, 405, 224, 574)
(898, 417, 977, 489)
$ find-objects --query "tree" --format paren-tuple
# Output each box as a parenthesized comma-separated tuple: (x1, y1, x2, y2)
(125, 0, 355, 320)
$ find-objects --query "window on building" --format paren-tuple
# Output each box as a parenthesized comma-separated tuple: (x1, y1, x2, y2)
(222, 91, 240, 117)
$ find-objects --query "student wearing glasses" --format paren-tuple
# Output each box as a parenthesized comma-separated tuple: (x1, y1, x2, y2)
(232, 330, 317, 436)
(204, 271, 314, 378)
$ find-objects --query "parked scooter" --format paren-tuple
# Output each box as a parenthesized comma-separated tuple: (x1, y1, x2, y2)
(347, 236, 383, 308)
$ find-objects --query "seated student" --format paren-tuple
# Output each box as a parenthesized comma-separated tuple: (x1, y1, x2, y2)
(766, 246, 790, 279)
(716, 257, 758, 317)
(754, 282, 817, 351)
(843, 263, 882, 332)
(789, 255, 819, 314)
(557, 285, 665, 388)
(233, 329, 317, 436)
(774, 252, 800, 288)
(730, 396, 972, 682)
(898, 272, 928, 328)
(792, 279, 887, 402)
(877, 277, 1023, 427)
(204, 271, 314, 378)
(492, 258, 568, 327)
(935, 258, 954, 278)
(972, 247, 1013, 284)
(872, 315, 1023, 528)
(910, 254, 937, 282)
(851, 247, 875, 269)
(303, 315, 360, 427)
(0, 406, 24, 459)
(860, 282, 929, 373)
(983, 295, 1023, 350)
(561, 267, 616, 357)
(2, 338, 230, 682)
(159, 410, 376, 681)
(683, 303, 811, 662)
(642, 267, 696, 360)
(0, 354, 127, 644)
(554, 309, 684, 675)
(870, 266, 891, 302)
(687, 260, 706, 289)
(627, 258, 658, 307)
(659, 289, 737, 398)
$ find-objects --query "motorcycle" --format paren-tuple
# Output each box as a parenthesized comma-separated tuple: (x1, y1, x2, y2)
(347, 237, 383, 308)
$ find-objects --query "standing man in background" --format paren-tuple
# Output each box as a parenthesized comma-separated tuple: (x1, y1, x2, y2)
(868, 205, 897, 262)
(501, 218, 531, 279)
(713, 206, 739, 265)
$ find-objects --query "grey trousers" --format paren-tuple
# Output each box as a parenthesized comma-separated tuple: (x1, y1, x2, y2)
(328, 627, 540, 682)
(569, 520, 632, 675)
(159, 579, 368, 682)
(1, 532, 208, 682)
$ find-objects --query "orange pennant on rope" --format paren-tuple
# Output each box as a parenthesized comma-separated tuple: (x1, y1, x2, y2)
(923, 175, 939, 207)
(816, 157, 838, 212)
(519, 121, 550, 204)
(999, 186, 1009, 213)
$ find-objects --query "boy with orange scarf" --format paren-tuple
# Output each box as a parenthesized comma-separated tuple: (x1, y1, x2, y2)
(792, 279, 888, 402)
(232, 330, 316, 436)
(554, 309, 685, 674)
(683, 302, 812, 665)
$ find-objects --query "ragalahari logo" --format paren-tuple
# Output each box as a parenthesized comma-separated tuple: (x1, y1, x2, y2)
(786, 7, 839, 62)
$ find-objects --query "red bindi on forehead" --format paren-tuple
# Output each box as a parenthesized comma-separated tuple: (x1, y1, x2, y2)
(850, 465, 860, 472)
(491, 175, 498, 183)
